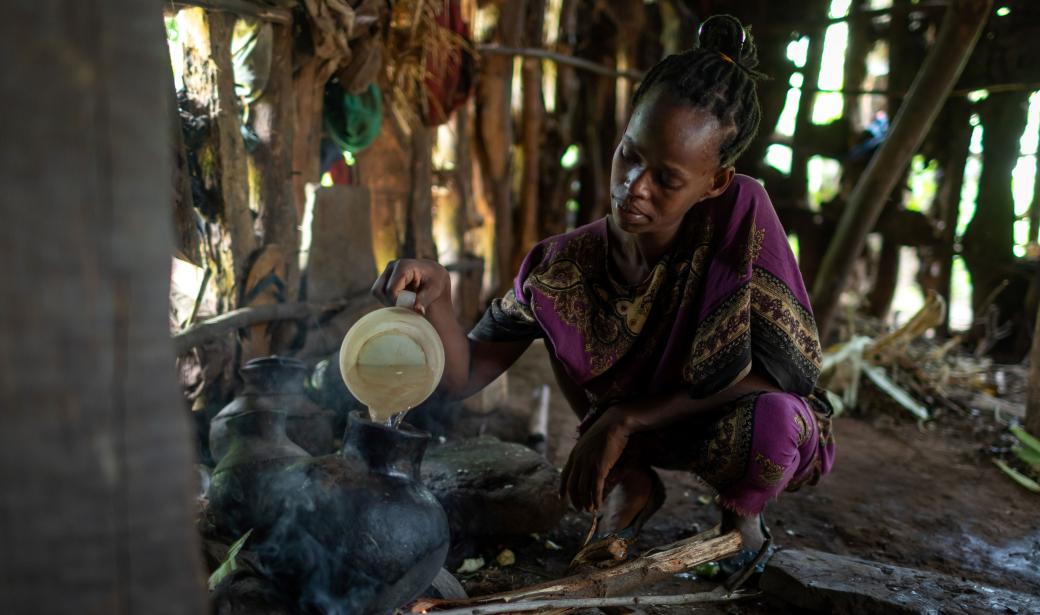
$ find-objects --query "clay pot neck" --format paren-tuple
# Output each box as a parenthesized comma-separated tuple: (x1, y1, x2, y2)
(342, 412, 429, 479)
(241, 356, 309, 396)
(224, 408, 291, 440)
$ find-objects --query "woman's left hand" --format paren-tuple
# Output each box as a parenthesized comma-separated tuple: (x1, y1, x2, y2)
(560, 407, 631, 512)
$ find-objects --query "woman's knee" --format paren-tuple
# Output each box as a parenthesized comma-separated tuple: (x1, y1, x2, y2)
(755, 392, 813, 450)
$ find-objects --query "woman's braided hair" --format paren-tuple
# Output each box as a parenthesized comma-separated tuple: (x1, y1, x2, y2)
(633, 14, 767, 167)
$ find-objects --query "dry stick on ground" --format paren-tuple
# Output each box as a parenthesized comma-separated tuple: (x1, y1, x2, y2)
(810, 0, 993, 340)
(426, 587, 754, 615)
(411, 529, 743, 613)
(172, 293, 373, 355)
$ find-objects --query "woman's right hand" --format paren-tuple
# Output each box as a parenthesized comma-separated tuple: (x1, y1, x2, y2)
(370, 258, 451, 315)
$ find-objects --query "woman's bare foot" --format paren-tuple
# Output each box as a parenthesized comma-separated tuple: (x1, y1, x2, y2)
(721, 508, 765, 553)
(599, 466, 654, 535)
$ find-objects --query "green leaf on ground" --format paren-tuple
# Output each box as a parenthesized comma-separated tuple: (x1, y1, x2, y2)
(994, 459, 1040, 494)
(208, 529, 254, 590)
(1010, 425, 1040, 455)
(1012, 445, 1040, 469)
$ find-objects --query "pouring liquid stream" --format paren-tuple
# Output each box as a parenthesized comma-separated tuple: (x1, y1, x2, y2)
(346, 363, 437, 425)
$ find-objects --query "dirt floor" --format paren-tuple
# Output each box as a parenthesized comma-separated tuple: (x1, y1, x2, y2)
(450, 341, 1040, 613)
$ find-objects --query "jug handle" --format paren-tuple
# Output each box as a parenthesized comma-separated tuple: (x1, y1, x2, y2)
(396, 290, 417, 309)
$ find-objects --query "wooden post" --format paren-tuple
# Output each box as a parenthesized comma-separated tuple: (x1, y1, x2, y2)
(475, 0, 527, 296)
(1028, 299, 1040, 436)
(244, 21, 299, 356)
(515, 0, 547, 274)
(866, 0, 915, 321)
(934, 99, 973, 337)
(291, 56, 326, 223)
(180, 8, 257, 312)
(962, 90, 1030, 313)
(788, 15, 827, 290)
(810, 0, 993, 340)
(0, 2, 206, 611)
(251, 22, 298, 279)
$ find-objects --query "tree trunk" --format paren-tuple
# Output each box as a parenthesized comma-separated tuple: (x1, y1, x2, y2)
(180, 8, 257, 312)
(0, 3, 206, 611)
(962, 90, 1030, 314)
(810, 0, 993, 340)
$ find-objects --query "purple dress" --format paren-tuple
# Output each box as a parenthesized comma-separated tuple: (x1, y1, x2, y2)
(471, 175, 835, 515)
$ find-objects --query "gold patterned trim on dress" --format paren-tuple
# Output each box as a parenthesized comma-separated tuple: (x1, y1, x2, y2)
(755, 452, 786, 486)
(743, 223, 766, 270)
(686, 396, 755, 488)
(794, 412, 810, 447)
(499, 289, 536, 323)
(684, 284, 752, 384)
(750, 267, 822, 371)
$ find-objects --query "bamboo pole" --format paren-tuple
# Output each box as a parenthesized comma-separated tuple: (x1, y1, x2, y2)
(810, 0, 993, 340)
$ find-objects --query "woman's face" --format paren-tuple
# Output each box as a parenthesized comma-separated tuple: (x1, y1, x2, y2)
(609, 86, 734, 238)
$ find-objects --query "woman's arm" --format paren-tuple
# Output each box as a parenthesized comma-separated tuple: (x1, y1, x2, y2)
(561, 366, 780, 511)
(616, 366, 780, 433)
(372, 258, 532, 398)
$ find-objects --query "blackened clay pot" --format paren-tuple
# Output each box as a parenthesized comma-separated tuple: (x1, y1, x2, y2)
(257, 412, 450, 615)
(210, 356, 336, 461)
(205, 409, 311, 541)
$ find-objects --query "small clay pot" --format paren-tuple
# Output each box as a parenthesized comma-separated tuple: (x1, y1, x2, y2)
(210, 356, 337, 462)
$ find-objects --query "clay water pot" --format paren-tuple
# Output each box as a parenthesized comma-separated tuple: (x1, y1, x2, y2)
(339, 291, 445, 422)
(256, 412, 450, 614)
(205, 409, 311, 540)
(211, 356, 336, 462)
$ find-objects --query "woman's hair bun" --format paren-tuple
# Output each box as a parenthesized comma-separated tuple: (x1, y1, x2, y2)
(697, 14, 759, 71)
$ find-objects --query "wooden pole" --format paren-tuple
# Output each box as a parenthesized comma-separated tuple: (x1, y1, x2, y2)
(810, 0, 993, 340)
(0, 2, 206, 611)
(475, 0, 527, 296)
(934, 99, 973, 336)
(1027, 298, 1040, 436)
(515, 0, 547, 274)
(962, 90, 1030, 314)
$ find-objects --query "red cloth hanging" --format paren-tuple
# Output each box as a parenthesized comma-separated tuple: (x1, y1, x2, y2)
(422, 0, 475, 126)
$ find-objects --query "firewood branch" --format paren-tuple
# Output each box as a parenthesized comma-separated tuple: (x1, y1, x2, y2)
(426, 586, 755, 615)
(172, 293, 375, 355)
(412, 529, 743, 612)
